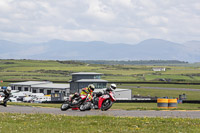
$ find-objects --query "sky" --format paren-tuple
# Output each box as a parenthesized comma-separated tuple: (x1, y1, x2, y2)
(0, 0, 200, 44)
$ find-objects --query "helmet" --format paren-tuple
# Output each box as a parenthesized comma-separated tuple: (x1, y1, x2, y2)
(88, 84, 95, 91)
(110, 84, 116, 91)
(6, 86, 11, 93)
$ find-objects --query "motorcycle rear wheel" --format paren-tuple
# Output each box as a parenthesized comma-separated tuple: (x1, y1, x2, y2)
(101, 99, 113, 111)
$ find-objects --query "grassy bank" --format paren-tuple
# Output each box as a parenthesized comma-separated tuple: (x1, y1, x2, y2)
(0, 113, 199, 133)
(118, 84, 200, 100)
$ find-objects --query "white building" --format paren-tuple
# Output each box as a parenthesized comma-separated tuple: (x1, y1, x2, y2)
(94, 88, 132, 100)
(9, 72, 132, 100)
(9, 81, 69, 96)
(152, 67, 166, 71)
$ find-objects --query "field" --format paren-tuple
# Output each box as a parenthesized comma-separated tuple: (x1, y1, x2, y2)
(1, 59, 200, 82)
(1, 59, 200, 100)
(0, 113, 199, 133)
(117, 84, 200, 100)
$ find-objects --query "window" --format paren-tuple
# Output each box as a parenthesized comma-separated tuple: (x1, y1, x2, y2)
(18, 87, 22, 91)
(94, 75, 100, 79)
(93, 83, 106, 89)
(40, 89, 44, 93)
(24, 87, 28, 91)
(55, 90, 59, 93)
(11, 86, 14, 90)
(47, 90, 51, 95)
(33, 89, 36, 93)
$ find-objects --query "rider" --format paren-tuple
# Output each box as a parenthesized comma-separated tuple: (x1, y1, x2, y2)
(105, 83, 117, 93)
(71, 84, 95, 105)
(0, 86, 12, 107)
(93, 83, 117, 109)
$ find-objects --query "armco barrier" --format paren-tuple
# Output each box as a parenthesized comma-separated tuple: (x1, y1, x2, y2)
(182, 100, 200, 104)
(115, 100, 157, 103)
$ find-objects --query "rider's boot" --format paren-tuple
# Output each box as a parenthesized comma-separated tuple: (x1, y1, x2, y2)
(3, 101, 7, 107)
(71, 98, 82, 106)
(93, 97, 99, 109)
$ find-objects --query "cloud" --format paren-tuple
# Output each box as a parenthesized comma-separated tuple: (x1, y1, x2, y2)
(0, 0, 199, 44)
(0, 0, 12, 12)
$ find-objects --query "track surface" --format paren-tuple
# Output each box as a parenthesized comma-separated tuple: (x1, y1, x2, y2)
(0, 105, 200, 118)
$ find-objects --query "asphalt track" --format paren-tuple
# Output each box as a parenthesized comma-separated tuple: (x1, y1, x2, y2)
(0, 105, 200, 118)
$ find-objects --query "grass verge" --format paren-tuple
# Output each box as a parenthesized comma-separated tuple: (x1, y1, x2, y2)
(7, 102, 200, 110)
(0, 113, 199, 133)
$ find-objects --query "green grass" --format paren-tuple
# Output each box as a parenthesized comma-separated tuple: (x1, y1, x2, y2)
(1, 59, 200, 82)
(119, 84, 200, 89)
(7, 102, 200, 110)
(117, 84, 200, 100)
(132, 88, 199, 100)
(0, 113, 199, 133)
(112, 103, 200, 110)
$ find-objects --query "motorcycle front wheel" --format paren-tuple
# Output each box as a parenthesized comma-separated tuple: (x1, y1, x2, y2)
(60, 102, 70, 111)
(101, 99, 113, 111)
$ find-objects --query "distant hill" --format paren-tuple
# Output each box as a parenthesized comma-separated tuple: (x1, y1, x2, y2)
(0, 39, 199, 62)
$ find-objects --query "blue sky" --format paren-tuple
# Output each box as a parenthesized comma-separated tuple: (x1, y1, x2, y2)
(0, 0, 200, 44)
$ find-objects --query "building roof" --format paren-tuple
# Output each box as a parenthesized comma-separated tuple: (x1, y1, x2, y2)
(32, 83, 70, 89)
(71, 72, 103, 75)
(75, 79, 108, 83)
(9, 81, 52, 86)
(94, 88, 131, 92)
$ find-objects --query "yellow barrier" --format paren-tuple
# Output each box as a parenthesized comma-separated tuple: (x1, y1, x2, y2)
(157, 98, 178, 109)
(168, 99, 177, 108)
(157, 98, 168, 108)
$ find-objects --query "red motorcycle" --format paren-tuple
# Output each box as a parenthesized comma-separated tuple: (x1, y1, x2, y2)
(60, 93, 92, 111)
(93, 89, 116, 111)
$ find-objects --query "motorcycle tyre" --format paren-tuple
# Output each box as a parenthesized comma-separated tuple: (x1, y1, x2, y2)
(101, 99, 113, 111)
(79, 102, 91, 111)
(60, 102, 70, 111)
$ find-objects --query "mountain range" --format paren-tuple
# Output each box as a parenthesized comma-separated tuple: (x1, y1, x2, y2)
(0, 39, 200, 63)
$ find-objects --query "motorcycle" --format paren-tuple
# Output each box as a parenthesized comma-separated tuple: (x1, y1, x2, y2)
(60, 93, 92, 111)
(93, 89, 116, 111)
(0, 94, 11, 107)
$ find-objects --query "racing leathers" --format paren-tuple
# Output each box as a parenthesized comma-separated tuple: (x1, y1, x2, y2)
(0, 88, 11, 107)
(71, 87, 93, 106)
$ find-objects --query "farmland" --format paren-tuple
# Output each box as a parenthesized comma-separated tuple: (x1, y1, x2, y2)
(1, 59, 200, 100)
(0, 59, 200, 82)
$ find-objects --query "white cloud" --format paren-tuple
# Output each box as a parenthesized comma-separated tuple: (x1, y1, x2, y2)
(144, 16, 168, 26)
(0, 1, 12, 12)
(85, 0, 115, 22)
(0, 0, 199, 44)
